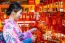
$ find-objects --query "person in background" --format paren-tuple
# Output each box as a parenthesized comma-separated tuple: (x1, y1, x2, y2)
(3, 2, 37, 43)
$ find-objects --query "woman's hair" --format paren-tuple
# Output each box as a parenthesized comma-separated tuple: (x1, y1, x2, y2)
(6, 2, 22, 16)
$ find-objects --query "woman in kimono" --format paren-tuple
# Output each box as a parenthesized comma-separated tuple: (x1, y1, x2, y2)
(3, 2, 37, 43)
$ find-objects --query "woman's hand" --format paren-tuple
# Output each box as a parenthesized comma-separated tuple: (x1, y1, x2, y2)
(32, 34, 37, 42)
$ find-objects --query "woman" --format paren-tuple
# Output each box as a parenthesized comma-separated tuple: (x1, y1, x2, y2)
(3, 2, 36, 43)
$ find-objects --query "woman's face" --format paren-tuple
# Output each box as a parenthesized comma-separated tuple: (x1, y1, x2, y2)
(14, 9, 22, 20)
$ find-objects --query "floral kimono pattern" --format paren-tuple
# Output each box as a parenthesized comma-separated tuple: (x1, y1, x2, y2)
(3, 18, 32, 43)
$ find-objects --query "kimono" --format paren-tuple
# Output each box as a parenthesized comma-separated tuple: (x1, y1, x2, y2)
(3, 18, 32, 43)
